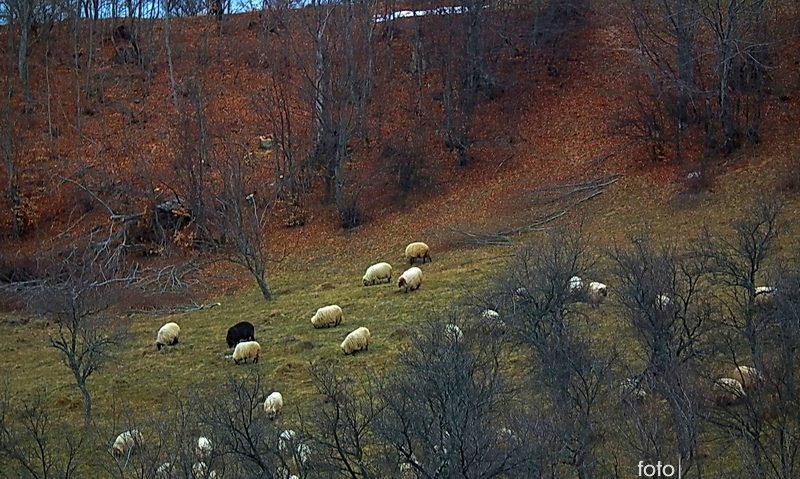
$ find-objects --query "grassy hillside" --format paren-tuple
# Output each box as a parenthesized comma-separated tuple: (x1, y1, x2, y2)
(1, 2, 800, 477)
(0, 237, 514, 417)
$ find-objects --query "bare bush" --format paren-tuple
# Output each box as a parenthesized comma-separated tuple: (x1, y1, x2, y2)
(611, 235, 714, 477)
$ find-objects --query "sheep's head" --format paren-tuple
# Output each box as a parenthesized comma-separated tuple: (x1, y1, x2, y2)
(156, 342, 163, 351)
(398, 277, 407, 288)
(363, 278, 369, 286)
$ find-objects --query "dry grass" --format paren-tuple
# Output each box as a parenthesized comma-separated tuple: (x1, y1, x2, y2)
(0, 153, 799, 478)
(0, 240, 511, 419)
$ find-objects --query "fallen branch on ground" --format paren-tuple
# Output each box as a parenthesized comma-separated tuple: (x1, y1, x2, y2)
(448, 175, 617, 246)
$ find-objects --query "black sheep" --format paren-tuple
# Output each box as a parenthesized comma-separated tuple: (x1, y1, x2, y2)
(226, 321, 255, 348)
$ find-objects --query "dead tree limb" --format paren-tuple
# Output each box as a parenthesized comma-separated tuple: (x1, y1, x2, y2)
(448, 178, 615, 246)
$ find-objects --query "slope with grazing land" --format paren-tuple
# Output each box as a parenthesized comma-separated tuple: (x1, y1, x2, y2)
(1, 1, 800, 477)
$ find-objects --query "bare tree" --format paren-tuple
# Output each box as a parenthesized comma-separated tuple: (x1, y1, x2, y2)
(173, 78, 213, 242)
(2, 27, 24, 238)
(611, 235, 714, 478)
(212, 145, 275, 301)
(376, 318, 540, 478)
(303, 0, 375, 228)
(703, 197, 782, 372)
(0, 386, 87, 478)
(28, 247, 132, 427)
(304, 363, 386, 479)
(5, 0, 39, 111)
(626, 0, 774, 157)
(698, 0, 770, 153)
(497, 225, 612, 479)
(197, 371, 285, 477)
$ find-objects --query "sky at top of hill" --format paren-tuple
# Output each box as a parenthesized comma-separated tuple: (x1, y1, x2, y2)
(0, 0, 475, 25)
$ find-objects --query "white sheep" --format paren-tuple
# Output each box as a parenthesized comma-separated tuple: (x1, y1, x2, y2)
(498, 427, 519, 447)
(714, 377, 746, 406)
(513, 287, 529, 301)
(112, 429, 144, 457)
(264, 391, 284, 420)
(444, 324, 464, 342)
(399, 455, 419, 478)
(363, 262, 393, 286)
(278, 429, 310, 464)
(192, 461, 218, 479)
(295, 443, 311, 465)
(196, 436, 213, 461)
(481, 309, 501, 321)
(398, 267, 423, 292)
(311, 305, 343, 329)
(731, 365, 764, 392)
(405, 242, 431, 265)
(620, 377, 648, 400)
(655, 293, 672, 310)
(275, 466, 299, 479)
(155, 462, 173, 478)
(232, 341, 261, 364)
(587, 281, 608, 306)
(755, 286, 777, 306)
(569, 276, 584, 292)
(156, 322, 180, 351)
(278, 429, 297, 453)
(341, 327, 371, 355)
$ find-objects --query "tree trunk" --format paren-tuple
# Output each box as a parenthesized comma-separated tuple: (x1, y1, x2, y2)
(165, 8, 179, 107)
(3, 34, 23, 238)
(675, 0, 695, 132)
(72, 6, 83, 142)
(255, 272, 272, 301)
(79, 381, 92, 427)
(17, 1, 33, 112)
(718, 3, 738, 154)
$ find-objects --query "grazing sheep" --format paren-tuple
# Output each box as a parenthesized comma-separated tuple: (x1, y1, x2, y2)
(341, 327, 371, 355)
(569, 276, 584, 292)
(405, 242, 431, 265)
(620, 377, 648, 400)
(278, 429, 310, 464)
(655, 294, 672, 310)
(112, 429, 144, 457)
(226, 321, 256, 348)
(731, 365, 764, 392)
(232, 341, 261, 364)
(196, 437, 213, 461)
(278, 429, 297, 452)
(714, 377, 746, 406)
(155, 462, 173, 478)
(444, 323, 464, 342)
(755, 286, 777, 306)
(311, 305, 343, 329)
(156, 322, 180, 351)
(481, 309, 501, 321)
(192, 461, 218, 479)
(275, 466, 299, 479)
(399, 455, 419, 478)
(587, 281, 608, 306)
(498, 427, 519, 447)
(398, 267, 423, 292)
(513, 287, 529, 301)
(264, 391, 284, 420)
(295, 443, 311, 465)
(363, 262, 393, 286)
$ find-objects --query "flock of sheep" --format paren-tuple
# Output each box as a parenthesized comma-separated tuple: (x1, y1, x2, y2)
(114, 240, 777, 475)
(111, 242, 436, 476)
(604, 283, 776, 407)
(489, 275, 777, 410)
